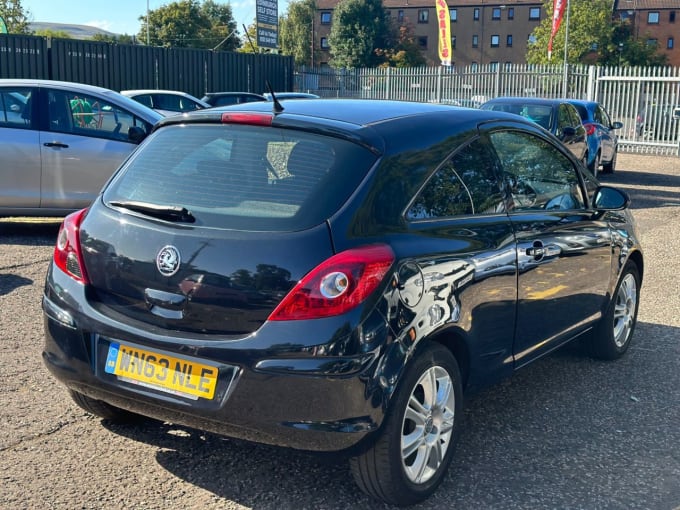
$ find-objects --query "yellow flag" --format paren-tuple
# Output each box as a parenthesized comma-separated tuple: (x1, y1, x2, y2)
(435, 0, 452, 66)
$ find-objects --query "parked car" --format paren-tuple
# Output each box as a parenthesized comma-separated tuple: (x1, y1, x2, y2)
(43, 99, 642, 506)
(0, 79, 162, 217)
(635, 101, 680, 141)
(201, 91, 267, 107)
(263, 91, 320, 100)
(120, 89, 210, 116)
(480, 97, 588, 165)
(567, 100, 623, 175)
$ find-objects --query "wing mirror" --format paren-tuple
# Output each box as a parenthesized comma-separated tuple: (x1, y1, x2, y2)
(594, 186, 630, 210)
(611, 121, 623, 130)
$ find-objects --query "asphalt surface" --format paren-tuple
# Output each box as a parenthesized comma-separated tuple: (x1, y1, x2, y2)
(1, 153, 679, 510)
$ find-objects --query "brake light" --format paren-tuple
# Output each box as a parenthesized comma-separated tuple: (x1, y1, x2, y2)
(53, 208, 89, 284)
(221, 112, 273, 126)
(268, 244, 395, 321)
(584, 123, 596, 135)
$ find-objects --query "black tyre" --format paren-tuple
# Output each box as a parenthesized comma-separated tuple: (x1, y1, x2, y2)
(590, 261, 640, 360)
(350, 343, 463, 506)
(69, 390, 144, 423)
(601, 149, 617, 174)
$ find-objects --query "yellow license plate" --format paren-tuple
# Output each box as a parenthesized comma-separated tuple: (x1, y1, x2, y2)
(105, 342, 218, 400)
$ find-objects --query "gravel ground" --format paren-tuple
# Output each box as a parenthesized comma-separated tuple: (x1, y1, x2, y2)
(1, 153, 679, 510)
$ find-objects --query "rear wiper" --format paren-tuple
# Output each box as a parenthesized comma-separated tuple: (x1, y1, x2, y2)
(109, 200, 195, 223)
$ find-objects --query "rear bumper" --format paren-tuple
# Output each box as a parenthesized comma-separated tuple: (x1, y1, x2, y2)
(42, 265, 394, 452)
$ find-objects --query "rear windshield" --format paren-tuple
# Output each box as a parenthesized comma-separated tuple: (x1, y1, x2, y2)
(485, 103, 552, 130)
(103, 124, 377, 231)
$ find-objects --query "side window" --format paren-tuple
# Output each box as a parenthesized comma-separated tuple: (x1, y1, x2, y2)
(557, 104, 572, 134)
(47, 90, 151, 142)
(0, 88, 33, 128)
(489, 130, 586, 212)
(407, 139, 505, 220)
(133, 94, 154, 108)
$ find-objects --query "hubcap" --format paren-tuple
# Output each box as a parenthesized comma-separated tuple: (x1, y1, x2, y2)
(401, 365, 455, 485)
(613, 273, 637, 348)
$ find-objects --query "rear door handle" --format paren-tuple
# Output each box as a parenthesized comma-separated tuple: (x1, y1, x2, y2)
(43, 142, 69, 148)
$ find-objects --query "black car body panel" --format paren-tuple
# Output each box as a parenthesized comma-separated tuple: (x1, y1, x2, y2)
(43, 100, 643, 461)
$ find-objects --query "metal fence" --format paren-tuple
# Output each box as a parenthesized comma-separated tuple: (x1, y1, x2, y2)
(296, 64, 680, 156)
(0, 34, 294, 98)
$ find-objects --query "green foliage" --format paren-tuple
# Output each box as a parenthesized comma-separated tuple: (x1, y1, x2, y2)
(34, 28, 72, 39)
(138, 0, 240, 50)
(279, 0, 316, 66)
(527, 0, 667, 67)
(527, 0, 614, 65)
(238, 22, 260, 53)
(328, 0, 390, 69)
(376, 21, 427, 68)
(91, 33, 137, 45)
(0, 0, 31, 34)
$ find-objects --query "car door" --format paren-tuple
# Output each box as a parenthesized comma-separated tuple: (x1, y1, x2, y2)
(39, 87, 149, 210)
(0, 86, 41, 208)
(487, 127, 612, 367)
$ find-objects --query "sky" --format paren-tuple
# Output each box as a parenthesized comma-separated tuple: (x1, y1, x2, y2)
(24, 0, 290, 37)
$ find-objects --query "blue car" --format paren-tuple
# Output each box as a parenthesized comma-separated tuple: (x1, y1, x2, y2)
(567, 100, 623, 176)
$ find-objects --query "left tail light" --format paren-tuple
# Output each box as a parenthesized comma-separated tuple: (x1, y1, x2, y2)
(584, 123, 596, 135)
(53, 208, 89, 284)
(268, 244, 395, 321)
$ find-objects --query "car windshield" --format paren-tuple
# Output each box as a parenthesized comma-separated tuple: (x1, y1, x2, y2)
(486, 103, 552, 129)
(103, 124, 377, 231)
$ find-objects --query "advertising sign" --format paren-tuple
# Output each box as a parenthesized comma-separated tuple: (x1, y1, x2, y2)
(256, 0, 278, 49)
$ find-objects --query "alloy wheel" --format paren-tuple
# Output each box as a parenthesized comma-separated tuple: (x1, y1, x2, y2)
(613, 273, 637, 348)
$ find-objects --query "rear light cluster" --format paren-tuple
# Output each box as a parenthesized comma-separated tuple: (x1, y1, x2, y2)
(268, 244, 395, 321)
(53, 208, 90, 284)
(583, 123, 596, 136)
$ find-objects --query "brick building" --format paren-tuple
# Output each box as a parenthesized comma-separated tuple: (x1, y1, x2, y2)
(613, 0, 679, 66)
(314, 0, 679, 68)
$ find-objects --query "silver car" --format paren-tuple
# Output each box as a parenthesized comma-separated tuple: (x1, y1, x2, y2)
(120, 89, 211, 116)
(0, 79, 162, 217)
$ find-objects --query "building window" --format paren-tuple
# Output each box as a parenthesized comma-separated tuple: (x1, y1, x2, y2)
(671, 11, 676, 23)
(490, 62, 499, 71)
(529, 7, 540, 20)
(398, 10, 404, 22)
(504, 61, 513, 70)
(647, 38, 658, 47)
(474, 8, 480, 21)
(450, 9, 457, 22)
(451, 35, 457, 49)
(471, 62, 479, 71)
(528, 34, 537, 44)
(320, 37, 329, 49)
(492, 8, 501, 20)
(418, 9, 429, 23)
(320, 12, 331, 24)
(668, 37, 674, 49)
(491, 35, 500, 47)
(648, 12, 659, 24)
(507, 34, 513, 47)
(417, 36, 428, 48)
(508, 7, 515, 20)
(472, 34, 479, 48)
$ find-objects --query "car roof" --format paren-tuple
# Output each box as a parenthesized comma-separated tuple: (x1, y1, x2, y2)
(0, 79, 163, 122)
(155, 98, 535, 154)
(121, 89, 199, 97)
(483, 97, 569, 106)
(203, 91, 265, 97)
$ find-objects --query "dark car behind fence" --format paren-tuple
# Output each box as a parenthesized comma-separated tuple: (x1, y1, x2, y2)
(0, 34, 294, 98)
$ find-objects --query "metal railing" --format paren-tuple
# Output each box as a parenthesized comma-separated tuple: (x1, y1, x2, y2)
(296, 64, 680, 156)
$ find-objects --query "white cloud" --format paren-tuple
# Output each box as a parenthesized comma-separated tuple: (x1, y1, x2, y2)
(85, 19, 113, 31)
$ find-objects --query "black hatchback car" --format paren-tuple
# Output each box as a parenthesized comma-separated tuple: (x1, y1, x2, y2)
(43, 99, 643, 506)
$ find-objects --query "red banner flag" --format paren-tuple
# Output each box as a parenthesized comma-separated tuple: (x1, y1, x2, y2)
(548, 0, 566, 60)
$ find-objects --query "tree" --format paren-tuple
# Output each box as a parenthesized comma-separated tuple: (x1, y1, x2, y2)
(328, 0, 390, 68)
(33, 28, 72, 39)
(91, 33, 138, 45)
(138, 0, 240, 50)
(376, 20, 427, 68)
(527, 0, 667, 67)
(279, 0, 316, 66)
(527, 0, 614, 65)
(0, 0, 31, 34)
